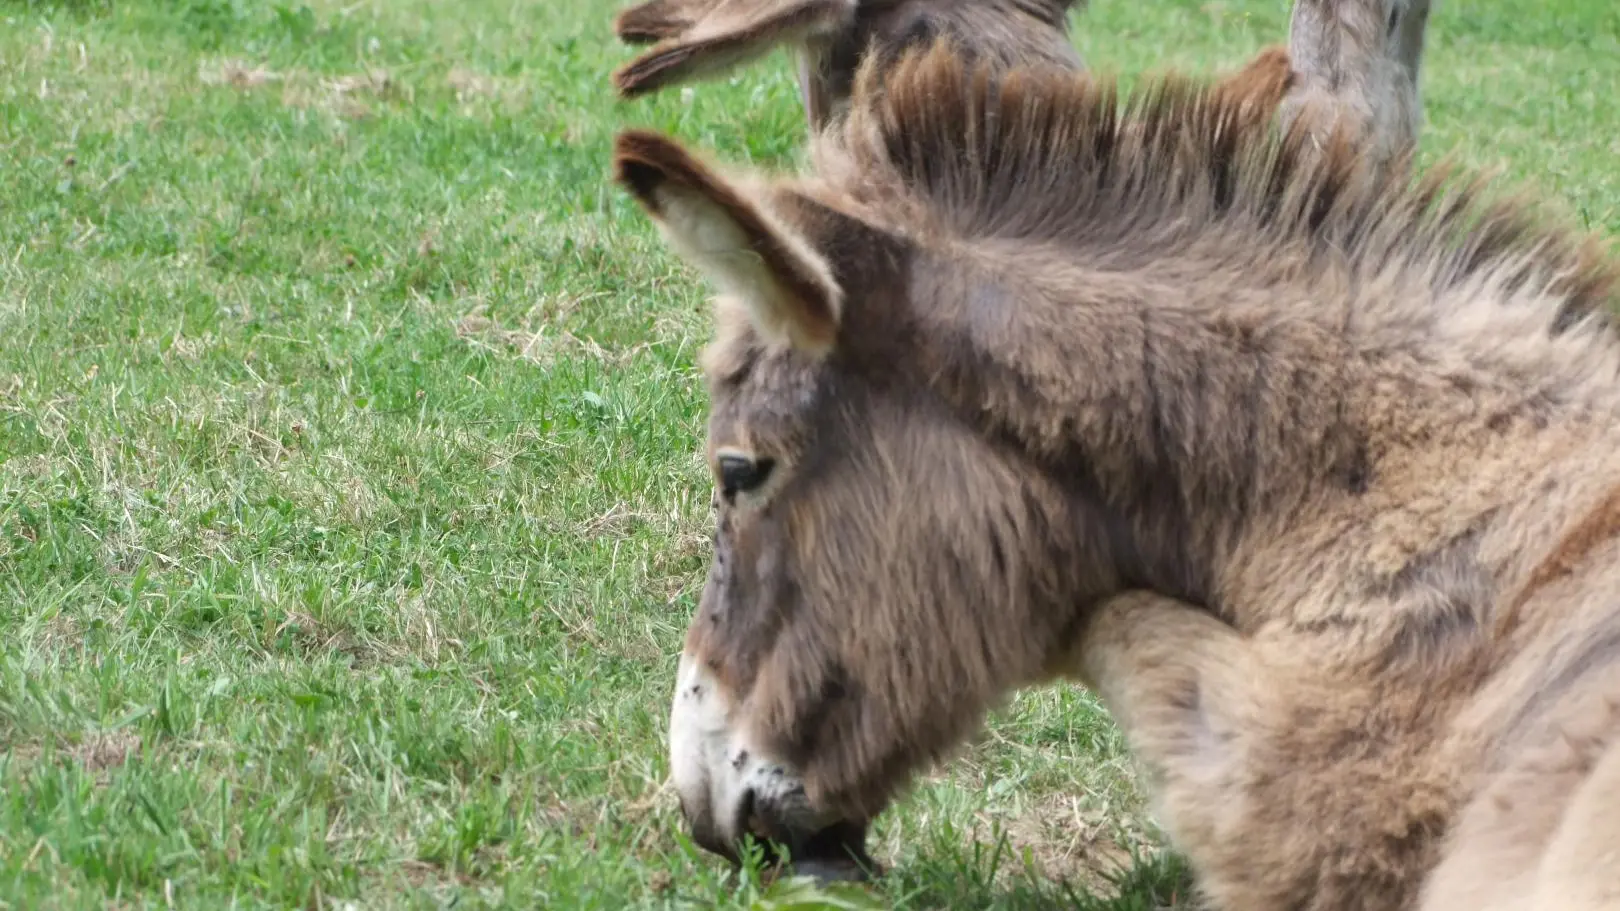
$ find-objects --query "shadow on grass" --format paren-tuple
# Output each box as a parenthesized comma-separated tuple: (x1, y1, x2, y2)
(883, 842, 1195, 911)
(720, 833, 1195, 911)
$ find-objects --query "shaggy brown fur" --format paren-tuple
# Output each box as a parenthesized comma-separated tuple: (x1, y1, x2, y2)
(615, 39, 1620, 910)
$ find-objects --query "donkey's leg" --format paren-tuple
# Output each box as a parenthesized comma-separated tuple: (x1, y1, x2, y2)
(1279, 0, 1433, 165)
(1069, 592, 1285, 911)
(1072, 592, 1455, 911)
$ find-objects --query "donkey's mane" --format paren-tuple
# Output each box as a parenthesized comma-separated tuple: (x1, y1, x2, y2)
(817, 42, 1619, 339)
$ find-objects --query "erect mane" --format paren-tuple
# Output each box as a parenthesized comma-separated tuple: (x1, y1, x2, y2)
(815, 41, 1619, 336)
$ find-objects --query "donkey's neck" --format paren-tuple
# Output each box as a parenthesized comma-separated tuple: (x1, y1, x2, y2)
(915, 249, 1381, 615)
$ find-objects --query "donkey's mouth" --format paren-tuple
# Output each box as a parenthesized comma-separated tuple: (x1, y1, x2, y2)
(741, 801, 881, 885)
(784, 819, 881, 884)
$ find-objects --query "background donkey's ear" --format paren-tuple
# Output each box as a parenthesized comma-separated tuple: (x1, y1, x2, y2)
(612, 0, 855, 100)
(613, 0, 719, 45)
(612, 130, 843, 354)
(1210, 45, 1296, 130)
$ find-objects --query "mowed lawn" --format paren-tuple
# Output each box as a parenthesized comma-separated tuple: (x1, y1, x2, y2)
(0, 0, 1615, 908)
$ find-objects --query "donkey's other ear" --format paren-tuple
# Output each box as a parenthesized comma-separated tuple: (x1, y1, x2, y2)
(613, 0, 718, 45)
(612, 0, 855, 100)
(612, 130, 842, 354)
(1211, 45, 1296, 131)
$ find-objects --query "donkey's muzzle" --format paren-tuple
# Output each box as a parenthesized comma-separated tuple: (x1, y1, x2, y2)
(714, 805, 879, 884)
(668, 649, 881, 882)
(693, 786, 879, 883)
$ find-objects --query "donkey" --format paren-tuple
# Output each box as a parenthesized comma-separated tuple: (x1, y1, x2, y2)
(611, 41, 1620, 909)
(609, 0, 1434, 168)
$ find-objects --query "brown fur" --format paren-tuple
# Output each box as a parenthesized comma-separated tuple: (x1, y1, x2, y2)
(615, 39, 1620, 910)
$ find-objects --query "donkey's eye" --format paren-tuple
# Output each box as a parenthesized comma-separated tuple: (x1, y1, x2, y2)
(718, 454, 775, 499)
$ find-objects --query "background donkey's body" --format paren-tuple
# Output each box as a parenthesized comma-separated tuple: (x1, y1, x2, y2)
(614, 42, 1620, 909)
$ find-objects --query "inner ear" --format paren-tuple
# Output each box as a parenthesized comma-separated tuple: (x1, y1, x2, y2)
(612, 129, 844, 354)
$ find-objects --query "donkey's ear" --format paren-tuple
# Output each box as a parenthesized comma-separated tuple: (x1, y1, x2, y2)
(1210, 45, 1296, 130)
(613, 0, 718, 45)
(613, 129, 842, 353)
(612, 0, 855, 100)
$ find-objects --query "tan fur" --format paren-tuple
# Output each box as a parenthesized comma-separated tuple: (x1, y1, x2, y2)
(615, 40, 1620, 911)
(1510, 484, 1620, 622)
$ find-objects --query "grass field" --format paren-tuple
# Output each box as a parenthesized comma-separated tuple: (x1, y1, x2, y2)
(0, 0, 1615, 908)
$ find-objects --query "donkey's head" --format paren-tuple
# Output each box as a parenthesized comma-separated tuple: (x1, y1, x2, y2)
(612, 123, 1111, 876)
(612, 0, 1085, 129)
(611, 33, 1318, 876)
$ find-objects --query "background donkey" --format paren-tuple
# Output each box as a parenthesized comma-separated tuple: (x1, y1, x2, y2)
(610, 40, 1620, 908)
(609, 0, 1433, 168)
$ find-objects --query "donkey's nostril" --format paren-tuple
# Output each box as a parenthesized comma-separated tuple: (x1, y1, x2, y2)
(737, 786, 788, 845)
(735, 787, 762, 840)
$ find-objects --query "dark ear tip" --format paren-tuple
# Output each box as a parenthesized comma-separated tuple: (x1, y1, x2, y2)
(610, 64, 639, 96)
(612, 130, 685, 209)
(611, 61, 660, 99)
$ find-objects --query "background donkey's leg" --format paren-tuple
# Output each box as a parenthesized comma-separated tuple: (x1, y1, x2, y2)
(1279, 0, 1433, 167)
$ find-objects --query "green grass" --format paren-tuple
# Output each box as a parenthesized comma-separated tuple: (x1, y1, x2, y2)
(0, 0, 1614, 907)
